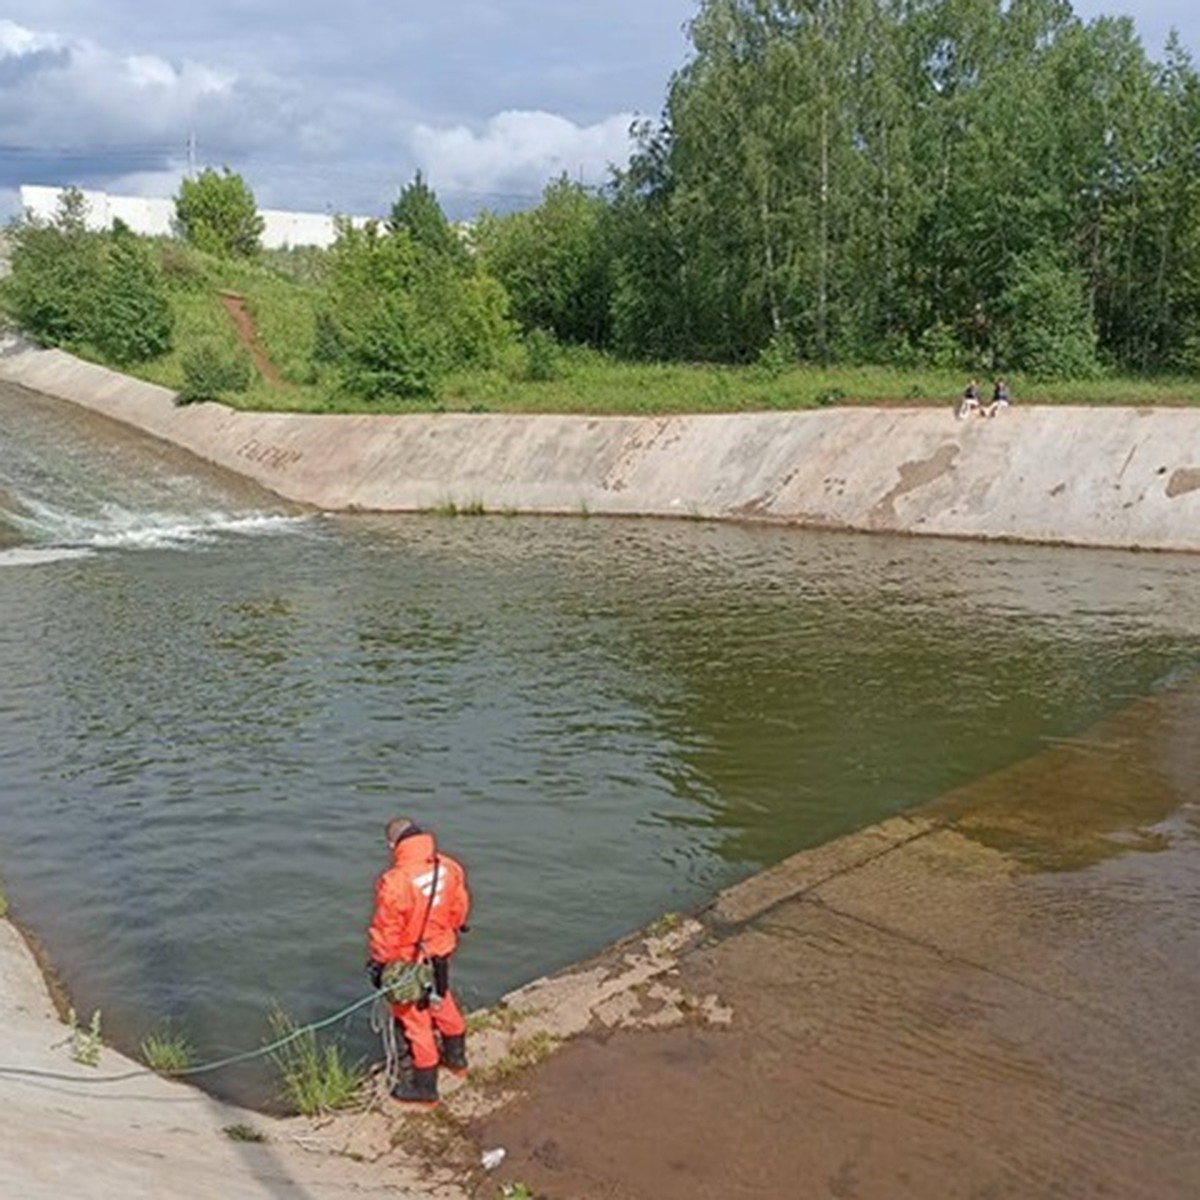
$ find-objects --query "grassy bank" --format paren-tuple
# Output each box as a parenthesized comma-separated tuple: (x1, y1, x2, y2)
(16, 241, 1200, 415)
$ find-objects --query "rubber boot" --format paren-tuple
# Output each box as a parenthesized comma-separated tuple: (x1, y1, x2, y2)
(391, 1065, 439, 1106)
(393, 1023, 414, 1073)
(440, 1033, 468, 1075)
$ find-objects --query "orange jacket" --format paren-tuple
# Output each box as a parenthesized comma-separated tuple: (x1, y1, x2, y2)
(368, 832, 470, 964)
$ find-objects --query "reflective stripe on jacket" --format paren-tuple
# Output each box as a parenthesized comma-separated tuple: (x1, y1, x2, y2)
(368, 832, 470, 964)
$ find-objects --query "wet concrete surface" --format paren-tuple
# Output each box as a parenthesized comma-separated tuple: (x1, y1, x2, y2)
(469, 683, 1200, 1199)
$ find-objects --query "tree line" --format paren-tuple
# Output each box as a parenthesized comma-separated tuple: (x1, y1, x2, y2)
(596, 0, 1200, 377)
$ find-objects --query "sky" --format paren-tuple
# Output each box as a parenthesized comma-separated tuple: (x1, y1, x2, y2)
(0, 1, 1197, 223)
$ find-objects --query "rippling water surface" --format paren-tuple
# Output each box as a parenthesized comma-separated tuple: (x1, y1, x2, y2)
(1, 382, 1199, 1105)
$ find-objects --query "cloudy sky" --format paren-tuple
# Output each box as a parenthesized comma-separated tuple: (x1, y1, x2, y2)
(1, 1, 1196, 222)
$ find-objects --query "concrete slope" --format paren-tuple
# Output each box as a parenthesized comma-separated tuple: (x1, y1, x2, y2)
(3, 342, 1200, 550)
(0, 922, 465, 1199)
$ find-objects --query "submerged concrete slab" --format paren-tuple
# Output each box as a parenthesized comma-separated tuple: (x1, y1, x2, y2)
(4, 343, 1200, 552)
(464, 682, 1200, 1200)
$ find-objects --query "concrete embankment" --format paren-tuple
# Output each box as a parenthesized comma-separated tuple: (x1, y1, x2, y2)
(0, 919, 467, 1199)
(4, 342, 1200, 551)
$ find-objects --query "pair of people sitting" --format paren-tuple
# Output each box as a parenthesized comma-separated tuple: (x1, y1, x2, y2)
(957, 378, 1010, 419)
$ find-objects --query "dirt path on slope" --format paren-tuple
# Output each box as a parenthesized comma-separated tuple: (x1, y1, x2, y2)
(218, 291, 284, 386)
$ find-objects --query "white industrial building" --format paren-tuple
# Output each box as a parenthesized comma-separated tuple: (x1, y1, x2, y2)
(17, 185, 374, 249)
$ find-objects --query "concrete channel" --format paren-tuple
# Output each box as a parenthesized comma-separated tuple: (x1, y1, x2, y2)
(1, 344, 1197, 1198)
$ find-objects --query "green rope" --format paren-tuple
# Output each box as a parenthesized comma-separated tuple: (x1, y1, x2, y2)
(0, 989, 382, 1085)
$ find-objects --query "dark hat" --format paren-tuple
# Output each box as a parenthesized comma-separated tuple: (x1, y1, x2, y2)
(385, 817, 423, 847)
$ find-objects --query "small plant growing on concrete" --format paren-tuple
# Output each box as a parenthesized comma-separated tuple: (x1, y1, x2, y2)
(467, 1004, 533, 1036)
(139, 1025, 196, 1075)
(223, 1123, 267, 1143)
(67, 1007, 103, 1067)
(648, 910, 683, 937)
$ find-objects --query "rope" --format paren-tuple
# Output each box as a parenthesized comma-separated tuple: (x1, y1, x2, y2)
(0, 989, 382, 1086)
(370, 992, 404, 1085)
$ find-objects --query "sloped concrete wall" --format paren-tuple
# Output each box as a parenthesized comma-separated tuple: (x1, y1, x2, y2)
(3, 342, 1200, 552)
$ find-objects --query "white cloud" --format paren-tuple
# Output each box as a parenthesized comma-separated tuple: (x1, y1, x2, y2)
(0, 18, 60, 56)
(410, 109, 635, 198)
(0, 18, 291, 181)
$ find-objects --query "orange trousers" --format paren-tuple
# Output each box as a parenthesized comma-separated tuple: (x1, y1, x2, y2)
(391, 988, 466, 1069)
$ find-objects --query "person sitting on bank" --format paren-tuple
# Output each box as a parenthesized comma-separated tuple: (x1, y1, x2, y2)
(957, 379, 981, 419)
(983, 378, 1011, 417)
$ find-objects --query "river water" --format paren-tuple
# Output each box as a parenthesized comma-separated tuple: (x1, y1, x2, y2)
(2, 381, 1198, 1107)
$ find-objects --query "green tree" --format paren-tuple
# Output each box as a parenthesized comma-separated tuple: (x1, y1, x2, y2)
(4, 192, 172, 364)
(4, 188, 104, 347)
(993, 246, 1101, 378)
(175, 168, 264, 258)
(608, 0, 1188, 375)
(476, 176, 613, 346)
(320, 219, 513, 401)
(387, 171, 469, 268)
(614, 0, 917, 362)
(90, 221, 174, 364)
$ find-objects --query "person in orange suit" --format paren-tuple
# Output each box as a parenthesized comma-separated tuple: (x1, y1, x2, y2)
(367, 817, 471, 1104)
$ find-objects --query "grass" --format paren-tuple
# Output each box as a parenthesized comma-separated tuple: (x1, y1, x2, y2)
(432, 498, 487, 516)
(134, 243, 324, 409)
(465, 1003, 545, 1036)
(139, 1025, 196, 1075)
(54, 239, 1200, 416)
(266, 1006, 366, 1116)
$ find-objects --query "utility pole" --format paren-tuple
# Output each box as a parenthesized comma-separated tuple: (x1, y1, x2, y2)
(187, 131, 197, 180)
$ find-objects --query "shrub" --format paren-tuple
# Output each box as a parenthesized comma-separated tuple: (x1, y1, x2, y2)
(311, 309, 344, 366)
(323, 219, 515, 401)
(993, 249, 1101, 380)
(4, 196, 173, 364)
(754, 330, 797, 379)
(476, 176, 613, 347)
(4, 189, 104, 347)
(914, 321, 964, 370)
(175, 168, 264, 259)
(266, 1006, 364, 1116)
(178, 340, 253, 404)
(90, 224, 174, 364)
(523, 328, 563, 381)
(157, 240, 210, 291)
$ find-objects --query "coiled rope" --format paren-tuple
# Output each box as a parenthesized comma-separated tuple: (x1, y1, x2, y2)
(370, 992, 405, 1083)
(0, 989, 383, 1085)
